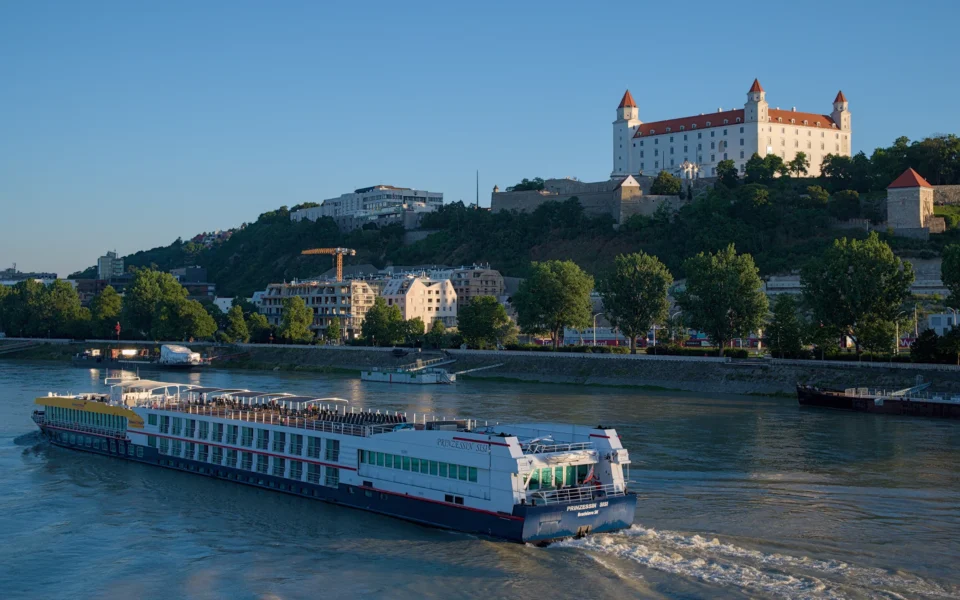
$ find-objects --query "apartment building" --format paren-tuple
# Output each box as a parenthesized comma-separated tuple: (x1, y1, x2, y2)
(260, 280, 378, 338)
(380, 276, 457, 329)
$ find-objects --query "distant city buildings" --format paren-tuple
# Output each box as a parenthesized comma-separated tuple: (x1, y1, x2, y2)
(189, 229, 235, 248)
(0, 265, 58, 286)
(290, 184, 443, 231)
(613, 79, 852, 179)
(260, 280, 378, 338)
(170, 267, 216, 302)
(97, 251, 125, 279)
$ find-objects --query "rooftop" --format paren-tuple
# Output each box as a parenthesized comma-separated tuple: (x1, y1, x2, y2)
(888, 168, 933, 189)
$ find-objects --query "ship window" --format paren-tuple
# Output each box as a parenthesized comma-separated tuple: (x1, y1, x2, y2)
(528, 469, 539, 490)
(445, 494, 454, 503)
(136, 447, 143, 458)
(256, 455, 268, 474)
(273, 458, 285, 477)
(439, 463, 448, 477)
(458, 465, 468, 480)
(566, 465, 575, 485)
(469, 467, 478, 483)
(289, 461, 303, 480)
(429, 461, 438, 476)
(555, 467, 564, 486)
(377, 452, 384, 467)
(410, 458, 420, 472)
(307, 437, 322, 459)
(402, 457, 411, 471)
(540, 468, 552, 488)
(454, 497, 464, 505)
(324, 467, 339, 488)
(577, 464, 590, 484)
(148, 436, 157, 448)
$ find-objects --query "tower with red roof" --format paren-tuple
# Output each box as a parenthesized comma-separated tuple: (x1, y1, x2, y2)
(887, 168, 941, 236)
(612, 90, 642, 177)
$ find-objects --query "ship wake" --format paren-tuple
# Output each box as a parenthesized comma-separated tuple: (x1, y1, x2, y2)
(554, 525, 957, 600)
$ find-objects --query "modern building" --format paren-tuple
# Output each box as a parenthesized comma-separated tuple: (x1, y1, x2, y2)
(613, 79, 852, 179)
(0, 266, 58, 285)
(887, 168, 945, 239)
(290, 185, 443, 231)
(425, 264, 505, 306)
(927, 313, 959, 336)
(170, 267, 216, 302)
(260, 280, 378, 339)
(97, 251, 125, 279)
(380, 276, 457, 329)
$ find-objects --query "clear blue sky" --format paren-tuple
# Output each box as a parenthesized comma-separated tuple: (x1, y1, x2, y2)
(1, 0, 957, 276)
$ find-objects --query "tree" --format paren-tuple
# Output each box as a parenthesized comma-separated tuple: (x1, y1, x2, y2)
(222, 305, 250, 343)
(231, 296, 259, 317)
(716, 159, 739, 188)
(806, 320, 839, 360)
(911, 329, 940, 363)
(744, 153, 767, 184)
(763, 154, 789, 178)
(939, 328, 960, 366)
(42, 280, 84, 337)
(805, 185, 829, 207)
(458, 296, 512, 349)
(89, 286, 122, 339)
(507, 177, 545, 192)
(0, 285, 9, 333)
(276, 296, 314, 343)
(596, 252, 673, 354)
(765, 294, 805, 358)
(858, 317, 896, 357)
(425, 319, 446, 349)
(828, 190, 860, 221)
(801, 232, 914, 355)
(326, 316, 342, 344)
(246, 312, 273, 344)
(788, 152, 810, 177)
(650, 171, 682, 195)
(513, 260, 593, 349)
(121, 269, 188, 338)
(942, 245, 960, 308)
(675, 245, 768, 356)
(361, 297, 403, 346)
(400, 317, 426, 345)
(151, 298, 218, 341)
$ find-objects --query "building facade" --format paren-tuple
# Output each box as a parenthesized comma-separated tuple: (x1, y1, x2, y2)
(260, 280, 378, 339)
(887, 168, 944, 238)
(97, 251, 124, 279)
(290, 185, 443, 231)
(426, 264, 505, 305)
(380, 276, 457, 329)
(613, 80, 852, 179)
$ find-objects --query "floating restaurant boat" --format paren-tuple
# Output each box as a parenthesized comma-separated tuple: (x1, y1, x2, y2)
(797, 381, 960, 419)
(30, 378, 636, 543)
(72, 344, 211, 371)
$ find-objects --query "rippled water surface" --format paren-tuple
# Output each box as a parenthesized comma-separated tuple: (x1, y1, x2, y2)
(2, 361, 959, 599)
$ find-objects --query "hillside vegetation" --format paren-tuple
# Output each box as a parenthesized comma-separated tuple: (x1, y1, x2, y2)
(67, 134, 960, 297)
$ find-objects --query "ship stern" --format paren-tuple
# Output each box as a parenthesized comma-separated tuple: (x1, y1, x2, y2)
(516, 492, 637, 543)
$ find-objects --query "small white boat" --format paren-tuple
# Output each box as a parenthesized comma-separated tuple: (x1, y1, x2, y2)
(361, 367, 455, 385)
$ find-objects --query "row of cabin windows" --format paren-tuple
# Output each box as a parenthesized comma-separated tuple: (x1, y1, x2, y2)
(157, 457, 343, 492)
(152, 415, 335, 460)
(152, 436, 338, 487)
(358, 450, 479, 483)
(54, 431, 142, 458)
(47, 406, 127, 431)
(528, 464, 592, 490)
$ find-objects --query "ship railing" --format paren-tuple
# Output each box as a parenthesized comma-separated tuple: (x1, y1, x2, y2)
(520, 441, 594, 454)
(149, 403, 402, 438)
(844, 388, 960, 403)
(528, 482, 626, 505)
(39, 418, 128, 439)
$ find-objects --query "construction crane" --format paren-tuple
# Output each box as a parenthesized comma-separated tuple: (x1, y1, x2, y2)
(300, 247, 356, 282)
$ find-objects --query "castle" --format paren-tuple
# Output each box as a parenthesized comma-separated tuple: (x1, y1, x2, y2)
(613, 79, 852, 179)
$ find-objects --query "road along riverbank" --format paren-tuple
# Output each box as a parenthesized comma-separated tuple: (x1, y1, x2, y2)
(3, 339, 960, 396)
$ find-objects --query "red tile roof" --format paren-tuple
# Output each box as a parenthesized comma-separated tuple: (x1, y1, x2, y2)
(834, 90, 847, 103)
(618, 90, 637, 109)
(768, 109, 838, 129)
(633, 109, 745, 137)
(888, 168, 933, 189)
(749, 78, 764, 93)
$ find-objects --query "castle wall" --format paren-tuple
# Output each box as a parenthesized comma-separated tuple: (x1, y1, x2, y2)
(619, 195, 686, 221)
(934, 185, 960, 205)
(887, 187, 925, 229)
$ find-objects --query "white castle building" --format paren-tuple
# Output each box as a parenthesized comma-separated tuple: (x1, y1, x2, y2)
(613, 79, 851, 179)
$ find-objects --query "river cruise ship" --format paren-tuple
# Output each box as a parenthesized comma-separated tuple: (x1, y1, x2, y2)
(30, 378, 636, 543)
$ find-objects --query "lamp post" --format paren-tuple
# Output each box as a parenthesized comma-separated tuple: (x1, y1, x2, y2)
(592, 312, 603, 347)
(670, 310, 682, 344)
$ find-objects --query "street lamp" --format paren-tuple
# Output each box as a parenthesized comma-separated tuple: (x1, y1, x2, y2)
(669, 310, 682, 344)
(593, 312, 603, 347)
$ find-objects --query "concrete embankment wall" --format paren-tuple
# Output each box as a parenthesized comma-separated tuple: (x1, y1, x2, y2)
(5, 339, 960, 396)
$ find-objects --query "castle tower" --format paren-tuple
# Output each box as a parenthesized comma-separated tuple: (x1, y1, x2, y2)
(831, 90, 851, 131)
(887, 168, 934, 232)
(612, 90, 641, 177)
(743, 78, 767, 123)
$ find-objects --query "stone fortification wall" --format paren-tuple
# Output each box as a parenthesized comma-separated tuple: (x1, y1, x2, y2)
(491, 189, 621, 220)
(619, 195, 685, 221)
(934, 185, 960, 205)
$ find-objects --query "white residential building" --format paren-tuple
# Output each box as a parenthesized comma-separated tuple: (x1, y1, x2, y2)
(613, 79, 852, 179)
(290, 185, 443, 231)
(380, 276, 457, 329)
(260, 280, 378, 339)
(97, 251, 124, 279)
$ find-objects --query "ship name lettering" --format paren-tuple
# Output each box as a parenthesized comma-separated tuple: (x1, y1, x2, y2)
(436, 439, 490, 453)
(567, 503, 597, 512)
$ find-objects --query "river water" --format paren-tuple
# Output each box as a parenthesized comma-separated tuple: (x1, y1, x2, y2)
(2, 361, 959, 599)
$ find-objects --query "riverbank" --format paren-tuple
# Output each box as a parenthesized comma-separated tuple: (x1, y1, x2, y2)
(4, 340, 960, 396)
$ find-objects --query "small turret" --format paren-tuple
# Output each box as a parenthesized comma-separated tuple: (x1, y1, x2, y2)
(831, 90, 851, 131)
(616, 90, 638, 121)
(744, 78, 768, 124)
(493, 185, 499, 194)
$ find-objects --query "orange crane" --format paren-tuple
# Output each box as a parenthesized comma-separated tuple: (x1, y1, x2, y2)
(300, 247, 357, 282)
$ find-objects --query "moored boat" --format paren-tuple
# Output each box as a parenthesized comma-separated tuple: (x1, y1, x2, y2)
(31, 378, 636, 543)
(797, 382, 960, 419)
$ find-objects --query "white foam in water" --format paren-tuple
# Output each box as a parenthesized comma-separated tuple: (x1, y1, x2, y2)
(554, 525, 957, 600)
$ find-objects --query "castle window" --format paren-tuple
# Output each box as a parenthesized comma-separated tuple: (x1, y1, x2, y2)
(711, 131, 715, 138)
(723, 153, 727, 160)
(795, 141, 799, 147)
(710, 142, 715, 149)
(655, 161, 659, 169)
(639, 140, 643, 146)
(807, 141, 811, 149)
(836, 133, 840, 139)
(740, 127, 744, 134)
(670, 159, 674, 167)
(632, 143, 635, 147)
(723, 119, 728, 125)
(670, 147, 674, 154)
(692, 124, 697, 129)
(680, 126, 685, 131)
(710, 154, 715, 162)
(670, 136, 674, 142)
(816, 122, 821, 127)
(666, 128, 671, 133)
(740, 151, 744, 159)
(778, 118, 782, 123)
(698, 132, 702, 139)
(640, 151, 644, 158)
(736, 117, 741, 123)
(684, 134, 688, 140)
(640, 162, 644, 170)
(803, 120, 808, 125)
(790, 119, 795, 124)
(706, 121, 711, 127)
(649, 129, 656, 134)
(655, 138, 658, 145)
(740, 138, 744, 146)
(654, 149, 659, 156)
(684, 145, 688, 152)
(836, 144, 840, 151)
